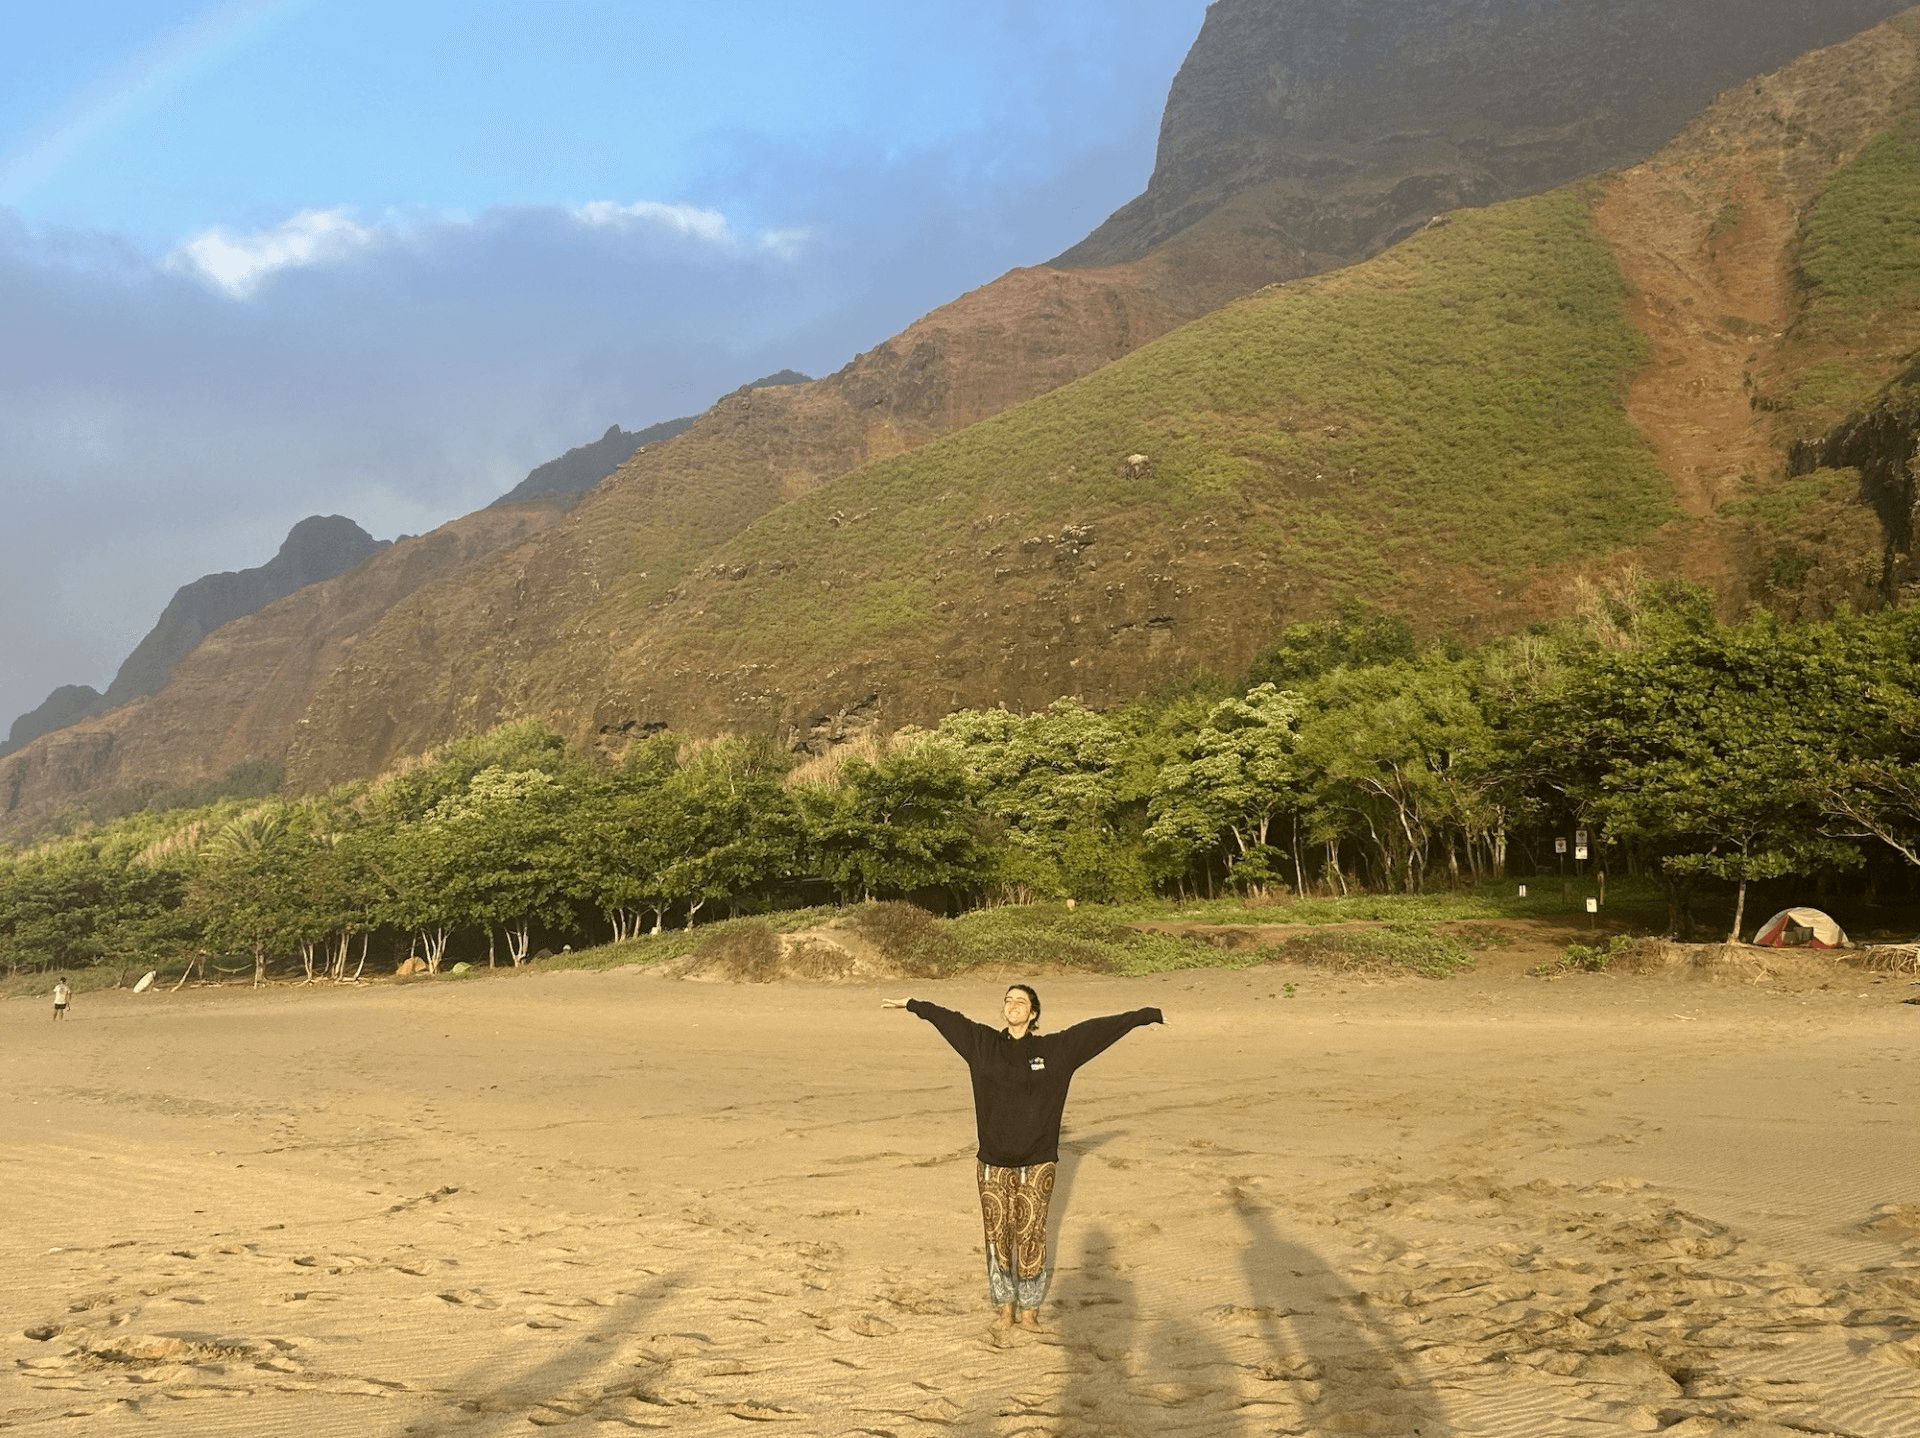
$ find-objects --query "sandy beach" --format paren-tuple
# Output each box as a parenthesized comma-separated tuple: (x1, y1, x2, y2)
(2, 955, 1915, 1437)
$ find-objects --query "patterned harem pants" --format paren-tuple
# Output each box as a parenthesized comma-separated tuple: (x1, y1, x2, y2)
(976, 1160, 1056, 1309)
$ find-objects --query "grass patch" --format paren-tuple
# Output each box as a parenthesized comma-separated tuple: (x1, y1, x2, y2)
(984, 876, 1662, 928)
(4, 883, 1661, 1000)
(1800, 134, 1920, 301)
(1722, 467, 1883, 618)
(943, 905, 1228, 977)
(1453, 923, 1516, 949)
(843, 901, 958, 974)
(1782, 129, 1920, 436)
(0, 962, 160, 1002)
(1255, 922, 1476, 979)
(685, 920, 783, 981)
(1532, 933, 1638, 976)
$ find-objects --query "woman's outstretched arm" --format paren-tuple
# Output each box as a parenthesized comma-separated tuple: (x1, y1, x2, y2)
(1054, 1008, 1165, 1072)
(887, 997, 992, 1062)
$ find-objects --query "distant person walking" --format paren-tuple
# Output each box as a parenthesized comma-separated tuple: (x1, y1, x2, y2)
(52, 977, 71, 1021)
(884, 985, 1162, 1330)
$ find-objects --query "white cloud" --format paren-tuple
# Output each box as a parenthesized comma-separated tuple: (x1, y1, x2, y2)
(758, 225, 812, 260)
(167, 206, 374, 297)
(570, 198, 734, 243)
(570, 199, 810, 258)
(166, 198, 806, 300)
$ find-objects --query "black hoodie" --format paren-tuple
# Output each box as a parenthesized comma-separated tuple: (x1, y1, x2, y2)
(907, 1000, 1163, 1166)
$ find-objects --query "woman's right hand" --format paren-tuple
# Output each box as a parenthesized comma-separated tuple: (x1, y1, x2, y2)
(881, 997, 910, 1009)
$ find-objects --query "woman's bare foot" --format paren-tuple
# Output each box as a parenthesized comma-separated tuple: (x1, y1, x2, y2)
(993, 1304, 1016, 1330)
(1015, 1309, 1043, 1331)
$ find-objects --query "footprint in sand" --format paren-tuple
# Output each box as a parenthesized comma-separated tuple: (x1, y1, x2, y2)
(435, 1287, 501, 1309)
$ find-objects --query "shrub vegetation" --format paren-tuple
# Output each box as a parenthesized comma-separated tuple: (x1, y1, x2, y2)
(10, 586, 1920, 985)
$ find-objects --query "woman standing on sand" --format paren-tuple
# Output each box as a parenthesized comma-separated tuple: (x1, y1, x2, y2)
(883, 985, 1162, 1329)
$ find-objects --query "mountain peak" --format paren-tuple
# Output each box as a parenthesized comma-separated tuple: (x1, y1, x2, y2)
(1058, 0, 1914, 271)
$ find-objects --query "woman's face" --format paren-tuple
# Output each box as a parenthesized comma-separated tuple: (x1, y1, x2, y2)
(1003, 988, 1034, 1032)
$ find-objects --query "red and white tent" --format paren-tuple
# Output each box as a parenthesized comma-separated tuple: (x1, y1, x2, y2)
(1751, 908, 1849, 949)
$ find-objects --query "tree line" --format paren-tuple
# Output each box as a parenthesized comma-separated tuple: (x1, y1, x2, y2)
(8, 580, 1920, 979)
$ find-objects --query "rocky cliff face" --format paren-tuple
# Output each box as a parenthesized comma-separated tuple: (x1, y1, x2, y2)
(3, 685, 106, 755)
(492, 419, 692, 508)
(1058, 0, 1914, 275)
(0, 504, 566, 836)
(0, 515, 386, 760)
(99, 515, 386, 708)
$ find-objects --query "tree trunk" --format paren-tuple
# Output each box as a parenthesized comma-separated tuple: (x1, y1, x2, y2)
(1728, 877, 1748, 945)
(1664, 876, 1696, 940)
(507, 921, 531, 966)
(487, 925, 497, 969)
(252, 942, 266, 988)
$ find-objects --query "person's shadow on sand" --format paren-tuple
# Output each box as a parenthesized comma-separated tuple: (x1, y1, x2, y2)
(1047, 1127, 1125, 1264)
(403, 1275, 682, 1435)
(1234, 1188, 1451, 1436)
(1054, 1222, 1249, 1435)
(1048, 1202, 1451, 1437)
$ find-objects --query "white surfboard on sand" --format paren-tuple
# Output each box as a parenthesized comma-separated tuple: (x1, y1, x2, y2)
(133, 971, 156, 994)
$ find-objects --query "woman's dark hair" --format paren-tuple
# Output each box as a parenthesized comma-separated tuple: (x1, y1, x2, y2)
(1007, 984, 1041, 1029)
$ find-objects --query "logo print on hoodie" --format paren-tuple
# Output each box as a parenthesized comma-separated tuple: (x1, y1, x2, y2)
(1029, 1056, 1046, 1072)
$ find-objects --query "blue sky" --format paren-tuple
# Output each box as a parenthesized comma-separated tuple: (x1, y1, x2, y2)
(0, 0, 1208, 730)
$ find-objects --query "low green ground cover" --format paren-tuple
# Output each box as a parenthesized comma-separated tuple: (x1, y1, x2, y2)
(1256, 922, 1477, 979)
(1786, 127, 1920, 435)
(0, 880, 1667, 1000)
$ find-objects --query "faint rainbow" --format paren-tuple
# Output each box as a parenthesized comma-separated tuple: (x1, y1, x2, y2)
(0, 0, 308, 207)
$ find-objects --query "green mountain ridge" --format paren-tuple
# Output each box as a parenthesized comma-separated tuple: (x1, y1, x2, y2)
(506, 10, 1920, 754)
(11, 6, 1920, 830)
(549, 189, 1677, 743)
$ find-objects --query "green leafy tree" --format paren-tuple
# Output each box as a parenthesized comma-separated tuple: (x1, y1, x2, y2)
(1246, 601, 1417, 689)
(567, 734, 683, 939)
(431, 765, 579, 965)
(1802, 609, 1920, 871)
(1145, 684, 1306, 894)
(938, 699, 1143, 900)
(0, 839, 189, 975)
(653, 737, 799, 928)
(359, 805, 465, 972)
(1294, 659, 1503, 894)
(1530, 614, 1873, 938)
(800, 742, 989, 902)
(188, 806, 318, 986)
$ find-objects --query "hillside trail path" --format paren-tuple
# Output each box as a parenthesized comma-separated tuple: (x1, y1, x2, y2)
(1595, 164, 1791, 520)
